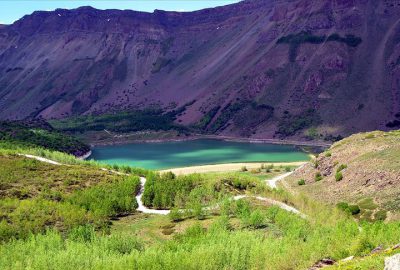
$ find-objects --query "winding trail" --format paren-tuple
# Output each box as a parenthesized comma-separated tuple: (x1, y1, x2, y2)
(266, 164, 306, 189)
(19, 153, 306, 217)
(18, 154, 62, 165)
(136, 177, 171, 215)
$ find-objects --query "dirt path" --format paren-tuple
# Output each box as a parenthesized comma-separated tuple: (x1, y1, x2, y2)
(266, 164, 306, 189)
(19, 154, 62, 165)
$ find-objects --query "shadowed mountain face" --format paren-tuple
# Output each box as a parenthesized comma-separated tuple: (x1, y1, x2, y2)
(0, 0, 400, 139)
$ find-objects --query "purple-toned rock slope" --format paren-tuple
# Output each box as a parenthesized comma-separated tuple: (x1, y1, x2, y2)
(0, 0, 400, 139)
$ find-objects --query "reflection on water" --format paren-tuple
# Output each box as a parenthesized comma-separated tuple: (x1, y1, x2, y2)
(89, 139, 310, 170)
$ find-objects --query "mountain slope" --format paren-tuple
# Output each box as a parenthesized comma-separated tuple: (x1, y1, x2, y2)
(0, 0, 400, 139)
(287, 130, 400, 221)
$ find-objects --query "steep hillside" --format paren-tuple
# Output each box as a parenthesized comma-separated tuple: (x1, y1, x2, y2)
(0, 0, 400, 140)
(0, 120, 90, 156)
(287, 130, 400, 221)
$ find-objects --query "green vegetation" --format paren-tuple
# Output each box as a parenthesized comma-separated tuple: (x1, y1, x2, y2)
(336, 164, 347, 172)
(358, 198, 377, 210)
(195, 106, 220, 130)
(50, 109, 187, 134)
(336, 202, 361, 215)
(335, 171, 343, 181)
(0, 121, 89, 156)
(1, 195, 400, 269)
(142, 172, 265, 210)
(298, 179, 306, 186)
(337, 199, 388, 222)
(315, 172, 323, 181)
(208, 102, 274, 133)
(277, 31, 362, 62)
(277, 109, 321, 137)
(1, 129, 400, 269)
(208, 102, 243, 132)
(0, 152, 141, 242)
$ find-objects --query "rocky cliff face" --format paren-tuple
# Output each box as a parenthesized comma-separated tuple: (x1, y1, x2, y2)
(0, 0, 400, 139)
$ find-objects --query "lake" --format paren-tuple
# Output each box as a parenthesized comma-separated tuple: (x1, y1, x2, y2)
(89, 139, 310, 170)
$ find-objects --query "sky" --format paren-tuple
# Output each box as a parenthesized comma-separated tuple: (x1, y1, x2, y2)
(0, 0, 241, 24)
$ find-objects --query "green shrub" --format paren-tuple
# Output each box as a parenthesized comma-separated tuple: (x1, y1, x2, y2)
(325, 152, 332, 157)
(351, 236, 375, 256)
(337, 164, 347, 173)
(298, 179, 306, 186)
(169, 208, 183, 222)
(313, 160, 319, 168)
(315, 172, 323, 182)
(335, 172, 343, 181)
(68, 225, 96, 242)
(374, 210, 387, 221)
(246, 210, 266, 229)
(358, 198, 378, 210)
(240, 166, 248, 172)
(336, 202, 360, 215)
(67, 176, 140, 217)
(347, 205, 361, 215)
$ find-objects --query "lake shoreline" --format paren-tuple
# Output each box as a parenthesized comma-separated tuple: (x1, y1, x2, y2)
(159, 161, 308, 175)
(87, 133, 331, 148)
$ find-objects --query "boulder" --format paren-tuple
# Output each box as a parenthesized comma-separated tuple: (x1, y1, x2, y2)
(385, 254, 400, 270)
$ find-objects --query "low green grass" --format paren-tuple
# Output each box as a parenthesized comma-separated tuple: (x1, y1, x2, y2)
(1, 199, 399, 270)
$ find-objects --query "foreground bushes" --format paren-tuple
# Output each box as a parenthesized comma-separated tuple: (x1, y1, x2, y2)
(0, 175, 141, 242)
(67, 176, 140, 217)
(1, 204, 399, 270)
(143, 172, 265, 209)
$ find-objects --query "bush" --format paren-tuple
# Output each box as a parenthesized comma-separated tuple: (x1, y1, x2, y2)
(68, 225, 96, 242)
(374, 210, 387, 221)
(315, 172, 323, 182)
(105, 234, 143, 254)
(347, 205, 361, 215)
(265, 164, 274, 172)
(325, 152, 332, 157)
(337, 164, 347, 173)
(240, 166, 248, 172)
(335, 172, 343, 181)
(313, 160, 319, 168)
(336, 202, 360, 215)
(298, 179, 306, 186)
(169, 208, 183, 222)
(67, 176, 140, 217)
(247, 210, 266, 229)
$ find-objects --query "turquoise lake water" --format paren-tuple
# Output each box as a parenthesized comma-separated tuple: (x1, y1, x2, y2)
(89, 139, 310, 170)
